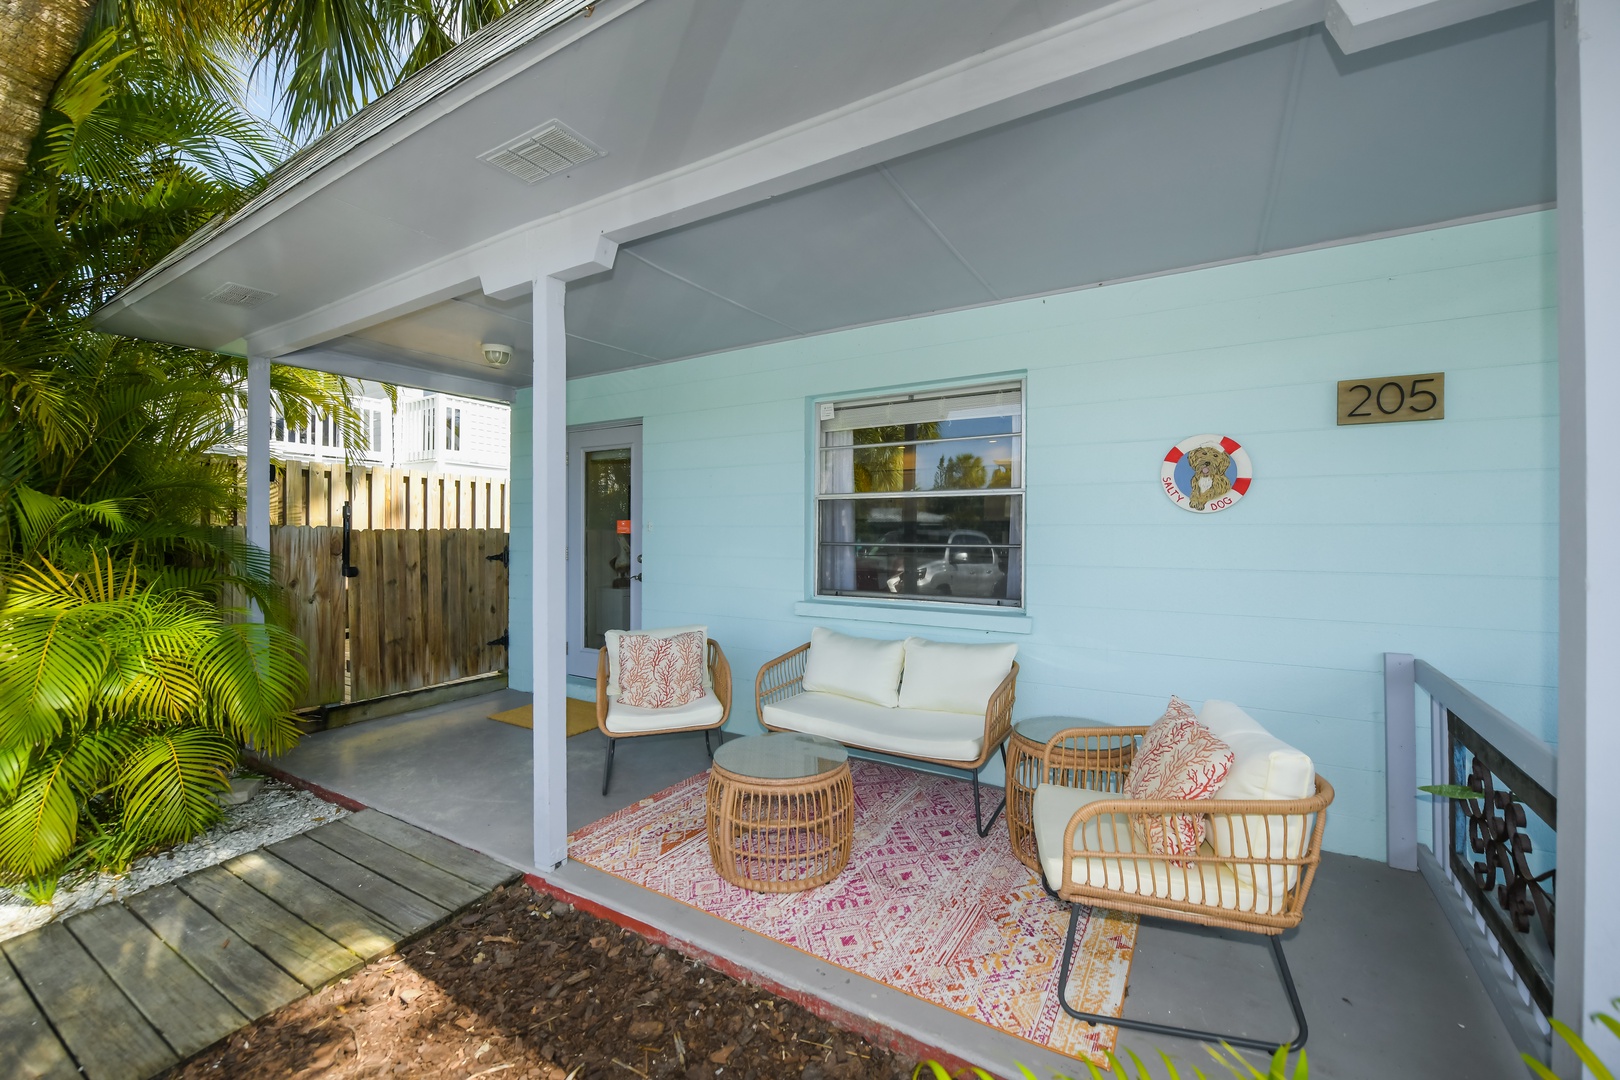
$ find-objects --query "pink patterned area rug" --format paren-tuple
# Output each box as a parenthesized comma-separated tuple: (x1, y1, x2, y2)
(568, 760, 1138, 1064)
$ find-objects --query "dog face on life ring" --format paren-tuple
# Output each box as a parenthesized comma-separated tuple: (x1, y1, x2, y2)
(1184, 445, 1233, 510)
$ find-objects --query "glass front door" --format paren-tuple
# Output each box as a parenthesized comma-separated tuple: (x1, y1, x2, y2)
(567, 425, 641, 679)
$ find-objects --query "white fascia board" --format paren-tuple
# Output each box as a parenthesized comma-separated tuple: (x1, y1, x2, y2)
(247, 0, 1324, 356)
(277, 346, 519, 402)
(1325, 0, 1538, 53)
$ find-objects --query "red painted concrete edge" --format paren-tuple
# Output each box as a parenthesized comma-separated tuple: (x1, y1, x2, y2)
(243, 755, 370, 813)
(523, 874, 988, 1078)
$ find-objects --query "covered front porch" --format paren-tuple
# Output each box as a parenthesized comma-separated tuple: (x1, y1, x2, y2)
(264, 687, 1524, 1076)
(97, 0, 1619, 1074)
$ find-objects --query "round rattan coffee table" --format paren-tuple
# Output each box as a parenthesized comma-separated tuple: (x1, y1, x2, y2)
(1005, 715, 1107, 872)
(706, 733, 854, 893)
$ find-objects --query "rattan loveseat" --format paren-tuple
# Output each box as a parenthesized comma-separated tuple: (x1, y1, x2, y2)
(1034, 703, 1334, 1051)
(754, 629, 1018, 835)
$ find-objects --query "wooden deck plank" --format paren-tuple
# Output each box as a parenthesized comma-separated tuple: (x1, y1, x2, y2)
(343, 810, 520, 890)
(177, 866, 361, 989)
(67, 903, 247, 1061)
(127, 885, 305, 1021)
(2, 923, 176, 1080)
(306, 820, 488, 910)
(0, 951, 78, 1080)
(266, 833, 449, 936)
(222, 848, 398, 959)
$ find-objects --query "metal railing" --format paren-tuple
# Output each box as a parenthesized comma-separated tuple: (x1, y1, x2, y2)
(1385, 653, 1556, 1062)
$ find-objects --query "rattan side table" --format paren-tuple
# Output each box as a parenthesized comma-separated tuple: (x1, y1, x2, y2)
(706, 732, 854, 892)
(1005, 715, 1113, 872)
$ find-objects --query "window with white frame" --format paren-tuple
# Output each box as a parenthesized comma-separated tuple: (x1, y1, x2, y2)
(815, 381, 1023, 607)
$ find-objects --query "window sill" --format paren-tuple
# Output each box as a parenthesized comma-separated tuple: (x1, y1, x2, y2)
(792, 599, 1033, 635)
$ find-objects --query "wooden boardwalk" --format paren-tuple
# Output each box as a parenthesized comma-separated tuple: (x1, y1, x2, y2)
(0, 811, 519, 1080)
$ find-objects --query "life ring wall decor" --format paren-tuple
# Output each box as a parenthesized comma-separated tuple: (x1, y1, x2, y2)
(1161, 434, 1252, 513)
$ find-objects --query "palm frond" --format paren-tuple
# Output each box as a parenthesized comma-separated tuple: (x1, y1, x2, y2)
(113, 726, 233, 850)
(0, 750, 83, 880)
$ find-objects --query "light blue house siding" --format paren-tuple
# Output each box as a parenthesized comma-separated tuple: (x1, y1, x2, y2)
(511, 209, 1557, 862)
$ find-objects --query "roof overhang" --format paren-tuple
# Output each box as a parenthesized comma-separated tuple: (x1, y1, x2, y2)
(94, 0, 1546, 386)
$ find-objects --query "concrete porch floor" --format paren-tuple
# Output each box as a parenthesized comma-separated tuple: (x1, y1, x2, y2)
(267, 690, 1526, 1080)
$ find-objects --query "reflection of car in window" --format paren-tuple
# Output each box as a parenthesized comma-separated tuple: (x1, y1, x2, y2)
(885, 530, 1007, 599)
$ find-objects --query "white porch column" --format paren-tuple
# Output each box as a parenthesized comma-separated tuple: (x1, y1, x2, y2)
(531, 276, 569, 870)
(1555, 0, 1620, 1071)
(245, 355, 271, 622)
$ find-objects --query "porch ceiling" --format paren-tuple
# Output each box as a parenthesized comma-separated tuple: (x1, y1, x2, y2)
(346, 5, 1554, 384)
(93, 0, 1552, 390)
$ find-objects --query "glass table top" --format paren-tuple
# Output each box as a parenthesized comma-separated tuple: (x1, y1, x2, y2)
(713, 732, 848, 780)
(1013, 715, 1101, 744)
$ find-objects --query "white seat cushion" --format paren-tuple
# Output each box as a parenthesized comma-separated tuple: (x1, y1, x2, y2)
(761, 691, 986, 763)
(1197, 700, 1316, 909)
(605, 626, 711, 697)
(801, 627, 906, 707)
(896, 637, 1017, 715)
(604, 691, 724, 735)
(1033, 783, 1282, 915)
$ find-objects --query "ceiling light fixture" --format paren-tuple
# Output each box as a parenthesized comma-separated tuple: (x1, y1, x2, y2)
(481, 342, 513, 368)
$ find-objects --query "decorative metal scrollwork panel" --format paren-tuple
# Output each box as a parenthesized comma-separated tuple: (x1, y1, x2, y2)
(1448, 711, 1556, 1015)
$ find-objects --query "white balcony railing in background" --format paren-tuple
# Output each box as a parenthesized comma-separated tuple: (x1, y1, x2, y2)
(396, 394, 509, 474)
(224, 393, 509, 476)
(270, 398, 393, 466)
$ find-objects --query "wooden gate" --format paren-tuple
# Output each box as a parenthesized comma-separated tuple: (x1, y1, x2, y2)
(273, 526, 346, 708)
(346, 528, 509, 701)
(272, 526, 508, 709)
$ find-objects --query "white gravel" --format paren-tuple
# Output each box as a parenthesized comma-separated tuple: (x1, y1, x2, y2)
(0, 778, 351, 944)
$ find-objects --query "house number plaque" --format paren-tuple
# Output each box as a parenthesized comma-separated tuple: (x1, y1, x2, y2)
(1336, 372, 1444, 425)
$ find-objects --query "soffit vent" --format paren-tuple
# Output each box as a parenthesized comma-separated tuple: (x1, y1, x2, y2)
(204, 281, 278, 308)
(480, 121, 601, 184)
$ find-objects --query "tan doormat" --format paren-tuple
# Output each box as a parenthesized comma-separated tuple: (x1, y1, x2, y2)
(490, 699, 597, 737)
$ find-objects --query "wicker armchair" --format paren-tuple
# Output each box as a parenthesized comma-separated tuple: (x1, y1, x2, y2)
(755, 642, 1018, 835)
(596, 638, 732, 795)
(1035, 724, 1333, 1052)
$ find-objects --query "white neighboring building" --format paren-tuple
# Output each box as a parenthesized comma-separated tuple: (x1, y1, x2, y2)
(258, 386, 510, 478)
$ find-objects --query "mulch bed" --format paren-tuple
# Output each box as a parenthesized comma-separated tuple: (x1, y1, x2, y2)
(163, 882, 920, 1080)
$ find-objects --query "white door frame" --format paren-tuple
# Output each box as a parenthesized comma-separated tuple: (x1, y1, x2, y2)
(566, 422, 643, 680)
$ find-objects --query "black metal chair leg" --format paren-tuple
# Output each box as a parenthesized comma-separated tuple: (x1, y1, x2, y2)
(1054, 904, 1308, 1053)
(704, 729, 714, 759)
(602, 737, 617, 796)
(969, 769, 1007, 838)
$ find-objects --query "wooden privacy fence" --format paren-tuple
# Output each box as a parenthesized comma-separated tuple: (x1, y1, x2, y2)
(273, 526, 509, 709)
(241, 463, 509, 531)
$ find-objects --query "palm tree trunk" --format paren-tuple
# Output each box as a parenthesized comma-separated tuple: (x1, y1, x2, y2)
(0, 0, 95, 225)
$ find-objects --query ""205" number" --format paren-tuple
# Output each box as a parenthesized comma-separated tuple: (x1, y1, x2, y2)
(1337, 372, 1445, 426)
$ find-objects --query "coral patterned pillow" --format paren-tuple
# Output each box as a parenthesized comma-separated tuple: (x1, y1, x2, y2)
(616, 631, 706, 709)
(1123, 696, 1199, 800)
(1124, 699, 1233, 857)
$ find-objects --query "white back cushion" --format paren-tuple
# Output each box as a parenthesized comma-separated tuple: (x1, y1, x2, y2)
(801, 627, 906, 707)
(897, 637, 1017, 715)
(1198, 699, 1315, 907)
(1198, 700, 1313, 801)
(605, 626, 709, 697)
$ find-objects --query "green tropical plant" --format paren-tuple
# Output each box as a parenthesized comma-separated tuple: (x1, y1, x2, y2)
(909, 999, 1620, 1080)
(0, 24, 358, 894)
(0, 548, 305, 891)
(1524, 999, 1619, 1080)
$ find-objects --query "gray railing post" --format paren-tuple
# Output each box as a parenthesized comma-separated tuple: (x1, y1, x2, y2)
(1384, 652, 1417, 871)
